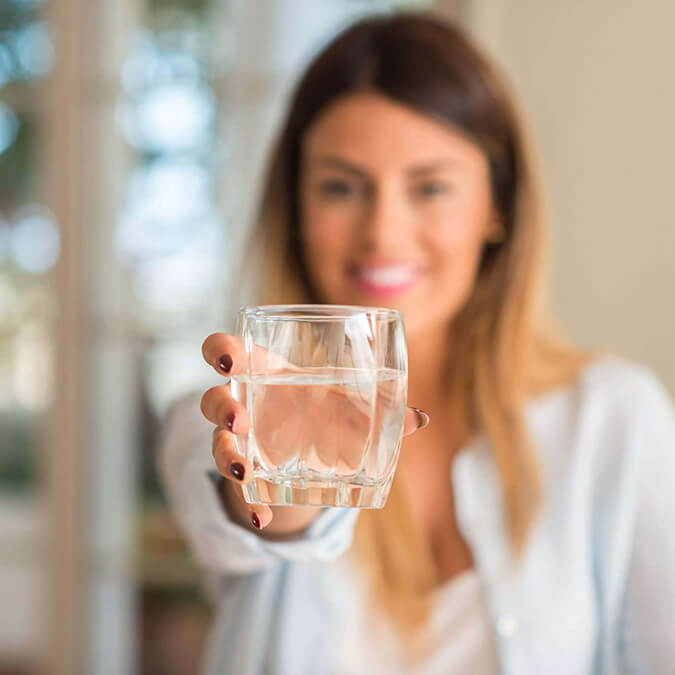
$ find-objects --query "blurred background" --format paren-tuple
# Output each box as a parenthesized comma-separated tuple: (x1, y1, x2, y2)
(0, 0, 672, 673)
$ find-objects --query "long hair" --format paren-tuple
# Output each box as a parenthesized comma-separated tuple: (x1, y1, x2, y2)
(238, 13, 587, 637)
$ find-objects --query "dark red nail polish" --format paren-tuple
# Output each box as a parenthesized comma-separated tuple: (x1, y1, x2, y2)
(251, 513, 261, 529)
(226, 412, 235, 432)
(218, 354, 233, 373)
(230, 462, 245, 481)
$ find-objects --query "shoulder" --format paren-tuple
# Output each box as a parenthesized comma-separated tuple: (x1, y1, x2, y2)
(576, 355, 670, 408)
(532, 355, 672, 441)
(574, 356, 674, 450)
(528, 356, 674, 489)
(578, 356, 673, 470)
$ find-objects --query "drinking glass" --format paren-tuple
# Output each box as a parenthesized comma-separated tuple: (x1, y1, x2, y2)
(230, 304, 408, 508)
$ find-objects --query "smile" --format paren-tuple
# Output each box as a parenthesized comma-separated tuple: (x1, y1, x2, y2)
(348, 263, 423, 297)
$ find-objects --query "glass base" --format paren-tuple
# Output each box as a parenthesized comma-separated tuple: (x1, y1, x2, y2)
(241, 474, 392, 508)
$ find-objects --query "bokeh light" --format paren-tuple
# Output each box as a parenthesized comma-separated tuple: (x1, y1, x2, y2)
(8, 0, 45, 10)
(116, 21, 227, 329)
(0, 104, 19, 155)
(132, 245, 221, 313)
(116, 158, 213, 261)
(10, 207, 60, 275)
(13, 22, 53, 78)
(121, 30, 202, 93)
(119, 80, 215, 153)
(0, 44, 14, 89)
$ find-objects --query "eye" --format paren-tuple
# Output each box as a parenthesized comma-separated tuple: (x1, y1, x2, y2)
(416, 181, 449, 198)
(317, 179, 358, 198)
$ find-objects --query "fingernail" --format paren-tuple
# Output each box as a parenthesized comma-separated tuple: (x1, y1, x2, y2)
(218, 354, 233, 374)
(251, 512, 261, 529)
(226, 412, 235, 432)
(229, 462, 245, 481)
(411, 407, 430, 430)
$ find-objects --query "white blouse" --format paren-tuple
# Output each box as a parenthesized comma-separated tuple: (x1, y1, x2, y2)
(159, 357, 675, 674)
(337, 567, 498, 674)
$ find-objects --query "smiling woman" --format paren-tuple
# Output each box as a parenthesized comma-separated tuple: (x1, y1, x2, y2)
(300, 92, 499, 315)
(159, 11, 675, 675)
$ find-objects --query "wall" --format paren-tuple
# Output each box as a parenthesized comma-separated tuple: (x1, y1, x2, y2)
(461, 0, 675, 394)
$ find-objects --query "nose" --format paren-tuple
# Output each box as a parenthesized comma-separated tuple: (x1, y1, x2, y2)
(359, 183, 411, 252)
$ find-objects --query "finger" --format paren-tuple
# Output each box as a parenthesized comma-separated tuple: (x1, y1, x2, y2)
(228, 482, 274, 530)
(403, 406, 430, 436)
(212, 427, 253, 482)
(202, 333, 246, 376)
(201, 386, 251, 430)
(212, 431, 274, 530)
(202, 333, 295, 377)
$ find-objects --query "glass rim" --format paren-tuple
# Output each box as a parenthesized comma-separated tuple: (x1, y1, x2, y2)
(238, 304, 403, 321)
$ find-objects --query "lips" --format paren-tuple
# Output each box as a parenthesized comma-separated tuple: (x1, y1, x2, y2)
(347, 262, 423, 297)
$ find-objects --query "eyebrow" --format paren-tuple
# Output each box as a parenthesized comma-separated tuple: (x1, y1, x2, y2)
(408, 159, 461, 176)
(307, 155, 460, 178)
(307, 156, 368, 178)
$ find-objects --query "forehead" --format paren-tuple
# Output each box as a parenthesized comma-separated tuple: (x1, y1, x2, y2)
(302, 91, 484, 172)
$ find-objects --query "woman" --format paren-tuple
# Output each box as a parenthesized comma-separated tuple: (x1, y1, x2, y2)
(159, 13, 675, 674)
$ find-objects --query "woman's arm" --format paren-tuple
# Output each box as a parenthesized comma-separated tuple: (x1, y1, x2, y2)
(157, 392, 359, 575)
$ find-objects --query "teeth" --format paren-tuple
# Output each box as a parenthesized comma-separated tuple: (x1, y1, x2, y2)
(357, 265, 416, 286)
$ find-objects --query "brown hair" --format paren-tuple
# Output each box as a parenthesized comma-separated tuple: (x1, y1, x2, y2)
(240, 12, 587, 638)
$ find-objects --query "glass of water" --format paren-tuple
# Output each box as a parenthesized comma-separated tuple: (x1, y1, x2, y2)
(230, 304, 408, 508)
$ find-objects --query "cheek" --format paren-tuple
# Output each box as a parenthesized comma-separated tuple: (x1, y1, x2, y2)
(300, 202, 359, 294)
(302, 206, 354, 252)
(426, 214, 485, 266)
(427, 185, 491, 247)
(427, 197, 487, 254)
(421, 197, 490, 305)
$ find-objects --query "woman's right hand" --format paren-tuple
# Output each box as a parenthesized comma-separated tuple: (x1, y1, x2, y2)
(200, 332, 430, 537)
(200, 332, 324, 537)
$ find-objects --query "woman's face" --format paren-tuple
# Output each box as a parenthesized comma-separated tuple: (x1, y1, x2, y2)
(299, 92, 499, 341)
